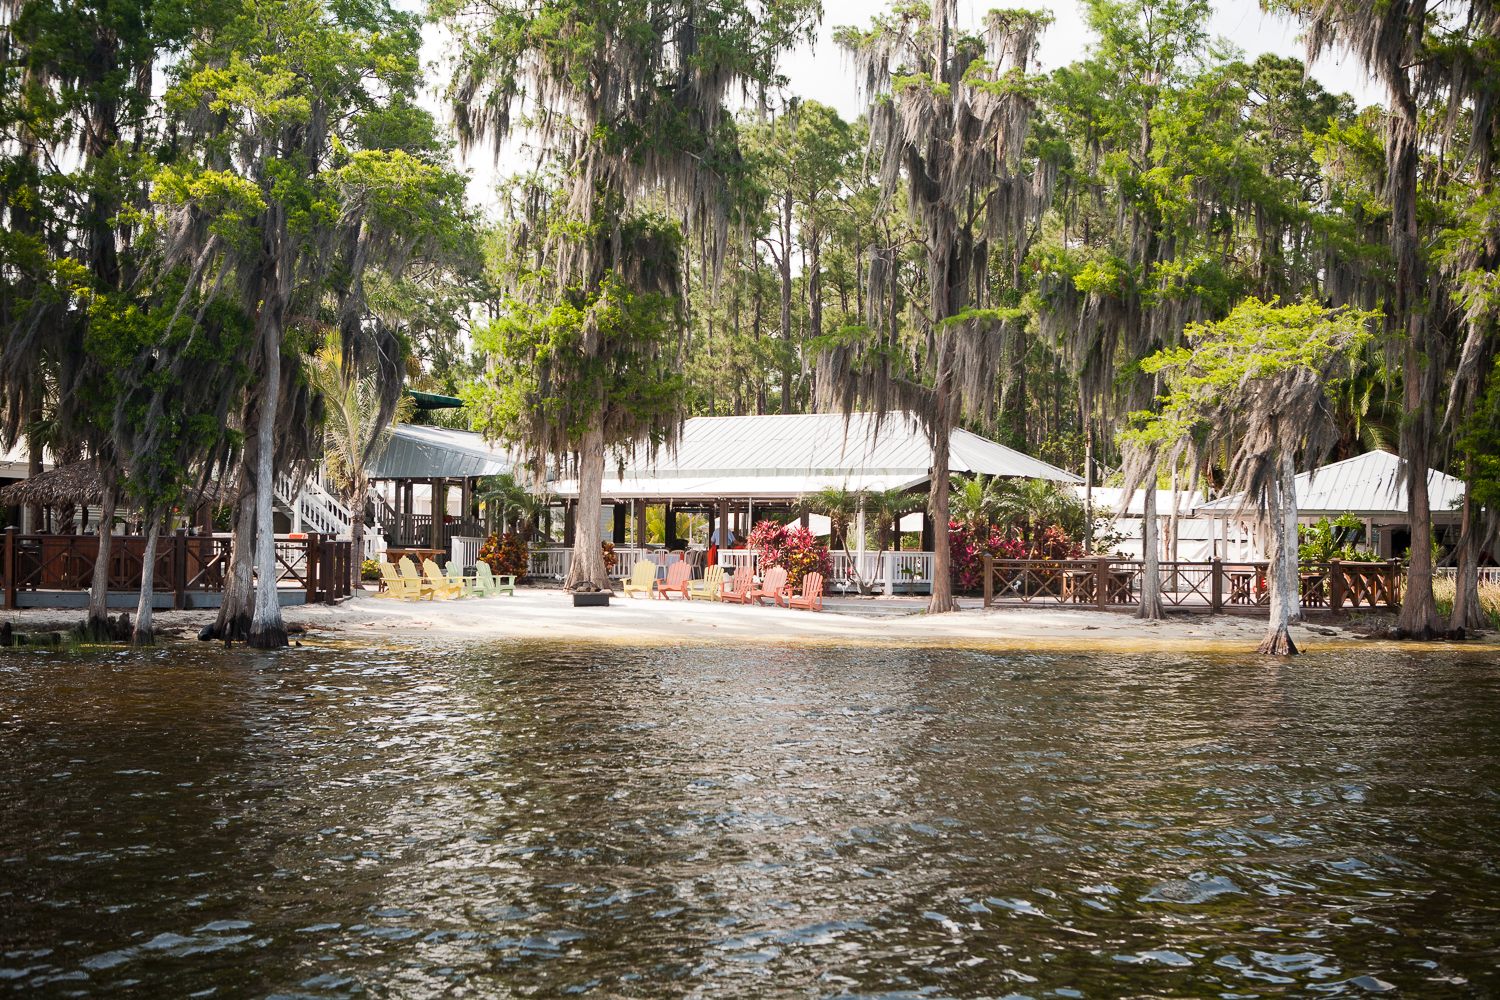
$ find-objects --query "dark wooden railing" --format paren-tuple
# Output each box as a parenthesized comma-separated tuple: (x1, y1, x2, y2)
(1, 528, 352, 609)
(981, 555, 1403, 613)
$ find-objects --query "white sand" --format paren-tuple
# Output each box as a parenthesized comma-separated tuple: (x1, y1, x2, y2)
(5, 585, 1460, 653)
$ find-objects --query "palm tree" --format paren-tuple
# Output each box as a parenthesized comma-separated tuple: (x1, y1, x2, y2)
(309, 335, 415, 588)
(476, 472, 543, 539)
(799, 486, 862, 550)
(865, 487, 921, 554)
(949, 475, 1003, 535)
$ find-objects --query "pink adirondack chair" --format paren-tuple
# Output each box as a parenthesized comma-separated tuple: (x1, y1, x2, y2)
(720, 565, 755, 604)
(653, 560, 692, 600)
(749, 566, 788, 606)
(786, 572, 824, 611)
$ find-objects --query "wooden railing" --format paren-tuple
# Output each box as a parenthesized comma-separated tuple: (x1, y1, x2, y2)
(1, 528, 352, 609)
(981, 555, 1403, 613)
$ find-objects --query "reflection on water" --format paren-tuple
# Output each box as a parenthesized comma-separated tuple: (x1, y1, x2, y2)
(1, 639, 1497, 998)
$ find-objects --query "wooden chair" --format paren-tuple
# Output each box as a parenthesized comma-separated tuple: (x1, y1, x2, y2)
(445, 561, 473, 597)
(397, 556, 434, 600)
(622, 560, 656, 598)
(688, 565, 726, 601)
(377, 560, 421, 601)
(474, 561, 515, 596)
(721, 565, 755, 604)
(654, 561, 692, 600)
(786, 572, 824, 612)
(749, 566, 789, 606)
(422, 558, 463, 600)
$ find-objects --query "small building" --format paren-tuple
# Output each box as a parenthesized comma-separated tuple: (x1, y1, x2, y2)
(1192, 450, 1467, 560)
(363, 423, 515, 557)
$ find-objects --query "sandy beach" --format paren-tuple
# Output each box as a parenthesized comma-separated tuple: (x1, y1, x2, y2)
(5, 584, 1485, 652)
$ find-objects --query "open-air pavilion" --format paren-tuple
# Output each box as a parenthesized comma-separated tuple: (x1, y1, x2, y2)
(542, 412, 1081, 590)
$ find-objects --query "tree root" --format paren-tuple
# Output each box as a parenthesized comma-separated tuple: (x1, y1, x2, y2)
(1257, 624, 1299, 655)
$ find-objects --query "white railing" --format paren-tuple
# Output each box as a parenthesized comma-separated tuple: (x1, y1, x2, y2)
(451, 535, 485, 570)
(274, 473, 389, 561)
(829, 550, 934, 594)
(531, 546, 696, 580)
(1436, 566, 1500, 585)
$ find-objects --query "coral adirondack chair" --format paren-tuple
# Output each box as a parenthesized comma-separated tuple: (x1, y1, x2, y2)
(688, 565, 726, 601)
(377, 560, 421, 601)
(475, 561, 515, 596)
(397, 556, 435, 600)
(721, 565, 755, 604)
(654, 561, 692, 600)
(422, 558, 464, 600)
(786, 572, 824, 611)
(622, 560, 656, 598)
(749, 566, 788, 606)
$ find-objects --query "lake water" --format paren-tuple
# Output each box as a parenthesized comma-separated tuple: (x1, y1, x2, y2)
(1, 638, 1496, 998)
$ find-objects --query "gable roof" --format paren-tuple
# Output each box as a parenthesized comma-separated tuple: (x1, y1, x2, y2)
(550, 412, 1079, 501)
(365, 423, 514, 480)
(1195, 450, 1464, 517)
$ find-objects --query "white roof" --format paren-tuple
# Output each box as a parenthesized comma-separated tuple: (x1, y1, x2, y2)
(366, 423, 515, 479)
(1073, 486, 1205, 517)
(552, 412, 1080, 500)
(1195, 450, 1464, 518)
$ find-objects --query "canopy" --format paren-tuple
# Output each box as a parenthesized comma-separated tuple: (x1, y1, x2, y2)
(365, 423, 514, 480)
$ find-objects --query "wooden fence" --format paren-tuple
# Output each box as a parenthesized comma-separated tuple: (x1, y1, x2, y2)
(1, 528, 352, 609)
(981, 556, 1403, 613)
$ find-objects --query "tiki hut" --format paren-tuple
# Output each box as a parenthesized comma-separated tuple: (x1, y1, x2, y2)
(0, 462, 235, 534)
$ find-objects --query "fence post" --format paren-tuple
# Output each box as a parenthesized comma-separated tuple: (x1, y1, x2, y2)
(1329, 559, 1343, 613)
(983, 554, 993, 608)
(1388, 558, 1401, 609)
(3, 526, 14, 610)
(305, 534, 318, 605)
(1211, 557, 1222, 614)
(884, 550, 895, 597)
(174, 528, 187, 610)
(1096, 555, 1108, 612)
(322, 538, 336, 604)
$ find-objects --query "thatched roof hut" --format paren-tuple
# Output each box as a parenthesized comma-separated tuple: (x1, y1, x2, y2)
(0, 462, 236, 510)
(0, 462, 101, 507)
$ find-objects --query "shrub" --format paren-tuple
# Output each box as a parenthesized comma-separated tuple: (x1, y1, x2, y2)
(949, 521, 1083, 593)
(749, 519, 833, 591)
(361, 558, 380, 580)
(602, 540, 617, 573)
(479, 531, 530, 579)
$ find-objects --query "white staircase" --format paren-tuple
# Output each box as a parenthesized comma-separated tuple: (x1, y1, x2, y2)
(273, 473, 385, 559)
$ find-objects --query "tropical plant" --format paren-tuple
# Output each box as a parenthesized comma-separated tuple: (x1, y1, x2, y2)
(477, 472, 543, 538)
(747, 520, 832, 590)
(479, 531, 529, 579)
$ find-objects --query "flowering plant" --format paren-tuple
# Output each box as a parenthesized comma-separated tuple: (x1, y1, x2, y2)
(748, 520, 833, 591)
(479, 531, 530, 579)
(601, 540, 617, 572)
(948, 521, 1083, 592)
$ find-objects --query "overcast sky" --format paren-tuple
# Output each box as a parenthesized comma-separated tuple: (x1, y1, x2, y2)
(423, 0, 1386, 217)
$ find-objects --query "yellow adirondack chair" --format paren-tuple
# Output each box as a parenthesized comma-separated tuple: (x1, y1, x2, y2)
(622, 560, 656, 598)
(377, 560, 421, 601)
(687, 565, 725, 601)
(444, 561, 473, 597)
(397, 556, 434, 600)
(423, 559, 463, 599)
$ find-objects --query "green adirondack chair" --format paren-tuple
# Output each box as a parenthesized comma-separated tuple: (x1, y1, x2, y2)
(475, 561, 516, 596)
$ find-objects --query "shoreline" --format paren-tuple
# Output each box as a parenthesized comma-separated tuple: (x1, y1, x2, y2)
(2, 586, 1491, 653)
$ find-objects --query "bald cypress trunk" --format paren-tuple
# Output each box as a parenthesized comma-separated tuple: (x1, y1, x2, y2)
(1136, 481, 1165, 619)
(564, 424, 608, 590)
(86, 482, 116, 640)
(133, 513, 161, 646)
(249, 301, 287, 649)
(1259, 453, 1298, 655)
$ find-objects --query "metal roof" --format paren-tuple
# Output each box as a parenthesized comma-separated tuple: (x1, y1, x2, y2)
(551, 412, 1079, 501)
(365, 423, 514, 480)
(1072, 487, 1206, 517)
(1195, 450, 1465, 518)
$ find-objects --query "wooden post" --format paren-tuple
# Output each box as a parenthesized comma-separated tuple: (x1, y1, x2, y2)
(4, 526, 14, 609)
(1096, 555, 1108, 612)
(564, 501, 576, 546)
(983, 554, 993, 607)
(612, 504, 626, 544)
(1330, 558, 1343, 612)
(322, 538, 337, 604)
(174, 528, 187, 610)
(1210, 557, 1222, 614)
(305, 533, 318, 605)
(1388, 558, 1401, 609)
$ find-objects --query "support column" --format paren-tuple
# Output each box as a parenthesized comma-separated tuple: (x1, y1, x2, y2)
(637, 501, 648, 547)
(612, 504, 626, 545)
(564, 501, 576, 547)
(921, 510, 934, 553)
(665, 501, 678, 549)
